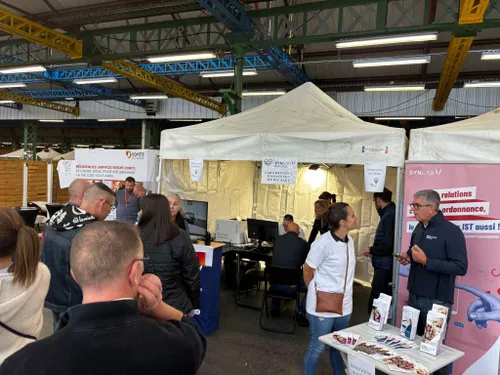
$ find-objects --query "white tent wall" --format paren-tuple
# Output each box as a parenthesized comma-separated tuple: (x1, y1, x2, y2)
(160, 160, 256, 233)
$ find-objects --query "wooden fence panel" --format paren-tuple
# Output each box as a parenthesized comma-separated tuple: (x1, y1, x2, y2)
(0, 159, 23, 207)
(27, 161, 47, 202)
(52, 166, 69, 203)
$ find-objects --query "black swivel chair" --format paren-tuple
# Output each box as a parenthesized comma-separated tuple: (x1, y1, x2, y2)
(46, 203, 64, 219)
(14, 207, 39, 229)
(260, 265, 303, 334)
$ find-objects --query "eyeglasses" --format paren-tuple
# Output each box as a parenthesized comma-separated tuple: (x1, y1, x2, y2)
(409, 203, 432, 209)
(101, 199, 113, 208)
(135, 256, 150, 263)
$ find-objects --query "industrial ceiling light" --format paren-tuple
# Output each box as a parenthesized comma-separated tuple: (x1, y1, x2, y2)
(463, 81, 500, 88)
(375, 117, 426, 120)
(39, 120, 64, 123)
(364, 85, 426, 92)
(0, 100, 15, 104)
(172, 119, 203, 122)
(147, 52, 216, 63)
(304, 164, 326, 187)
(98, 119, 126, 122)
(242, 90, 286, 96)
(0, 65, 47, 74)
(336, 32, 438, 49)
(353, 55, 431, 68)
(73, 77, 118, 85)
(65, 98, 74, 101)
(481, 51, 500, 60)
(130, 94, 168, 100)
(200, 69, 258, 78)
(0, 83, 27, 88)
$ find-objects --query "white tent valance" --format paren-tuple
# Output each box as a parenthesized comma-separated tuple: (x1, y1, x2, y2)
(160, 83, 407, 167)
(409, 108, 500, 162)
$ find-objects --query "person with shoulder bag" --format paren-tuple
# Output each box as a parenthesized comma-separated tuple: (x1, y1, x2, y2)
(303, 203, 358, 375)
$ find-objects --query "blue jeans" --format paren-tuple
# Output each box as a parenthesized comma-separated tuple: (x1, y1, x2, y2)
(271, 278, 307, 316)
(408, 293, 452, 375)
(304, 313, 351, 375)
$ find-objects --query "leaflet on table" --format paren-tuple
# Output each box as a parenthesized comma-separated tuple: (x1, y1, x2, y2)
(368, 294, 391, 330)
(373, 332, 417, 349)
(332, 331, 360, 347)
(420, 310, 447, 356)
(431, 304, 449, 337)
(400, 306, 420, 340)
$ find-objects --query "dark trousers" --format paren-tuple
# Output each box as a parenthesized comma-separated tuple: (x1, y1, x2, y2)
(408, 293, 453, 375)
(52, 311, 62, 332)
(270, 278, 307, 316)
(368, 268, 393, 315)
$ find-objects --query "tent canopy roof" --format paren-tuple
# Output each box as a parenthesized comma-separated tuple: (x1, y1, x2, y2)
(160, 83, 406, 167)
(409, 108, 500, 162)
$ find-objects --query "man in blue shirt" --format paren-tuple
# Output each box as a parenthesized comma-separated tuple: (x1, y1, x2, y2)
(398, 189, 468, 375)
(364, 188, 396, 315)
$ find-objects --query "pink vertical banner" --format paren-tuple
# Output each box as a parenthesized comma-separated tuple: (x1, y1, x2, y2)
(397, 163, 500, 375)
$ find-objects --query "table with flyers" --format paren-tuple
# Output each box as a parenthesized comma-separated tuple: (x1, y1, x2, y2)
(319, 323, 464, 375)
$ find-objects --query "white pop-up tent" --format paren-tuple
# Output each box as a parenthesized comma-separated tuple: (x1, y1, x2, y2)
(410, 108, 500, 162)
(159, 82, 407, 284)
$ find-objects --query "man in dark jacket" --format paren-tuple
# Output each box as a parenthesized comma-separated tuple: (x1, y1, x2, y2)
(42, 182, 115, 329)
(271, 222, 310, 325)
(398, 189, 468, 375)
(364, 188, 396, 314)
(1, 221, 206, 375)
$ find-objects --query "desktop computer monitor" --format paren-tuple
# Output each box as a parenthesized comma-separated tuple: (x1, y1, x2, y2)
(181, 199, 208, 237)
(247, 219, 279, 248)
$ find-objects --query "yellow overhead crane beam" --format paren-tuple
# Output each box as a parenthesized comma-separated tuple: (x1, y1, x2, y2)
(432, 0, 490, 111)
(101, 60, 227, 115)
(0, 8, 82, 58)
(0, 91, 79, 116)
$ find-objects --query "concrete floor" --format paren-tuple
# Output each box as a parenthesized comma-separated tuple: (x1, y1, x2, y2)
(41, 283, 371, 375)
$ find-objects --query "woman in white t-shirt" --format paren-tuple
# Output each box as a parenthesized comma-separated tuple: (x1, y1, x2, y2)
(0, 208, 50, 364)
(303, 202, 358, 375)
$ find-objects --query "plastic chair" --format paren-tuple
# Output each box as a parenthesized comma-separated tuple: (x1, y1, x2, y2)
(14, 207, 39, 228)
(259, 265, 302, 334)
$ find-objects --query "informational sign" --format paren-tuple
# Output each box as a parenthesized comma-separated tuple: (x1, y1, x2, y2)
(56, 160, 76, 189)
(261, 157, 297, 185)
(75, 149, 157, 182)
(189, 158, 204, 182)
(348, 353, 375, 375)
(364, 161, 387, 192)
(397, 163, 500, 375)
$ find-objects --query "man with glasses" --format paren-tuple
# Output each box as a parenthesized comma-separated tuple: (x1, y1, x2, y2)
(397, 189, 468, 375)
(2, 222, 206, 375)
(42, 182, 115, 329)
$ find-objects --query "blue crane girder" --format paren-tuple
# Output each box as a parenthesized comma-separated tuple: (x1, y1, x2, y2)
(196, 0, 309, 85)
(0, 56, 270, 84)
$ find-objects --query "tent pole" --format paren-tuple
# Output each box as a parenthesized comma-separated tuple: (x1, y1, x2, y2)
(390, 165, 405, 324)
(252, 162, 260, 219)
(157, 158, 164, 194)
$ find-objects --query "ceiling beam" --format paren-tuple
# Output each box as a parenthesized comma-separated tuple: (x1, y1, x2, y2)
(0, 91, 79, 115)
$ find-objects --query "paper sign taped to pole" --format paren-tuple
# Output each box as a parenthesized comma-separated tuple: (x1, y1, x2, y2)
(364, 161, 387, 192)
(189, 158, 204, 182)
(261, 157, 297, 185)
(57, 160, 76, 189)
(348, 353, 375, 375)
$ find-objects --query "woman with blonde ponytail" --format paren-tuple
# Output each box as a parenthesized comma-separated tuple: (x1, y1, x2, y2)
(0, 208, 50, 363)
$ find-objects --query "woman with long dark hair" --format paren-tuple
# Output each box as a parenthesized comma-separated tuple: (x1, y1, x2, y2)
(0, 208, 50, 363)
(138, 194, 200, 315)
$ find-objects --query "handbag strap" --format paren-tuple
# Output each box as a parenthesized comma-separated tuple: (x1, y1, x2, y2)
(342, 242, 349, 293)
(0, 321, 37, 341)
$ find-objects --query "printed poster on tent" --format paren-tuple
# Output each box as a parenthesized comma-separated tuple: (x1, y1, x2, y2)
(261, 157, 297, 185)
(364, 162, 387, 192)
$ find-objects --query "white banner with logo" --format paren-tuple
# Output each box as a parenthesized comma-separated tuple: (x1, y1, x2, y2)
(364, 161, 387, 192)
(57, 160, 76, 189)
(74, 149, 158, 190)
(261, 157, 297, 185)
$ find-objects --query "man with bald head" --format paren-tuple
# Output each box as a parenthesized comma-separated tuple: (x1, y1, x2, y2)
(68, 179, 92, 207)
(42, 182, 116, 328)
(270, 219, 310, 323)
(2, 222, 206, 375)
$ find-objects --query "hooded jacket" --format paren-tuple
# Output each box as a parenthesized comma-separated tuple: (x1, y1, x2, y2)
(42, 204, 98, 313)
(0, 263, 50, 364)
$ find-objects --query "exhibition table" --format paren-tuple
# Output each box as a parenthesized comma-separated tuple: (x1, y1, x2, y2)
(319, 323, 464, 375)
(192, 242, 224, 336)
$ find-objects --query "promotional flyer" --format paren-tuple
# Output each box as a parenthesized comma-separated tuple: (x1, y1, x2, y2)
(397, 163, 500, 375)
